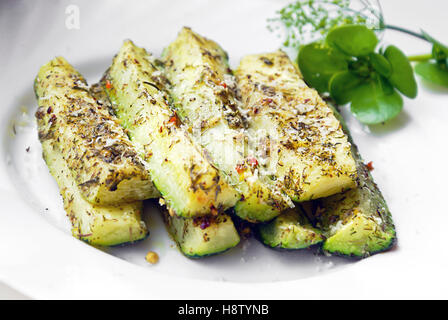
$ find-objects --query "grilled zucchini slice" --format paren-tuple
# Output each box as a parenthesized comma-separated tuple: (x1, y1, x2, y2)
(162, 27, 292, 223)
(235, 51, 357, 202)
(257, 207, 324, 250)
(254, 106, 396, 257)
(104, 40, 238, 218)
(316, 106, 396, 258)
(34, 57, 158, 205)
(41, 140, 148, 246)
(162, 210, 240, 258)
(92, 79, 240, 257)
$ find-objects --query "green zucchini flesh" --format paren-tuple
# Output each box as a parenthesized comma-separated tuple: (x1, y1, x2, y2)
(236, 51, 358, 203)
(41, 140, 148, 246)
(34, 57, 158, 205)
(257, 207, 324, 250)
(316, 106, 397, 258)
(104, 40, 238, 218)
(162, 211, 240, 258)
(162, 27, 292, 223)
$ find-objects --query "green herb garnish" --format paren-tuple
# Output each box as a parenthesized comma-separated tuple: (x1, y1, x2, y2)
(411, 31, 448, 87)
(271, 0, 448, 126)
(269, 0, 384, 50)
(298, 24, 416, 124)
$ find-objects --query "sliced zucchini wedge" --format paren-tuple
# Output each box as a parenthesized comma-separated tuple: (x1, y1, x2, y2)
(34, 57, 158, 205)
(162, 210, 240, 258)
(162, 27, 292, 223)
(41, 140, 148, 246)
(104, 40, 238, 218)
(256, 207, 324, 250)
(235, 51, 358, 202)
(316, 106, 396, 258)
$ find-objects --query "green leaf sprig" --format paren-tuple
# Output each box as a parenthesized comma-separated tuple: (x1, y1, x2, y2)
(298, 24, 417, 124)
(411, 31, 448, 87)
(270, 0, 448, 127)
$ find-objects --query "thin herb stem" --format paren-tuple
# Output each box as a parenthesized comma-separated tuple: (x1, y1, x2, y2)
(385, 25, 429, 42)
(408, 54, 432, 62)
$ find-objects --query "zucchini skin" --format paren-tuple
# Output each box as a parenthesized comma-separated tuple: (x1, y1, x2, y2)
(235, 51, 358, 203)
(256, 207, 324, 250)
(105, 40, 238, 218)
(316, 105, 397, 258)
(41, 140, 148, 246)
(162, 27, 292, 223)
(162, 210, 240, 258)
(34, 57, 158, 205)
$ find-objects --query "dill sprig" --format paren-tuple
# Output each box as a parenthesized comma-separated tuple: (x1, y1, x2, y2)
(269, 0, 384, 50)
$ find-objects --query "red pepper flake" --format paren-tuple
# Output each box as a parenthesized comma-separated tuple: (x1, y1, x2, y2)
(304, 98, 311, 103)
(220, 82, 227, 89)
(235, 163, 245, 174)
(262, 98, 273, 104)
(47, 106, 52, 114)
(248, 157, 258, 167)
(366, 161, 374, 171)
(168, 112, 180, 127)
(105, 80, 112, 89)
(210, 205, 218, 216)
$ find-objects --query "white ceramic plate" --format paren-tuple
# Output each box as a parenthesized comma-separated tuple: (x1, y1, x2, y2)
(1, 0, 448, 299)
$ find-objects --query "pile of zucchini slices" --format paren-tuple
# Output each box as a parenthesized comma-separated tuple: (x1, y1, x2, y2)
(34, 27, 396, 259)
